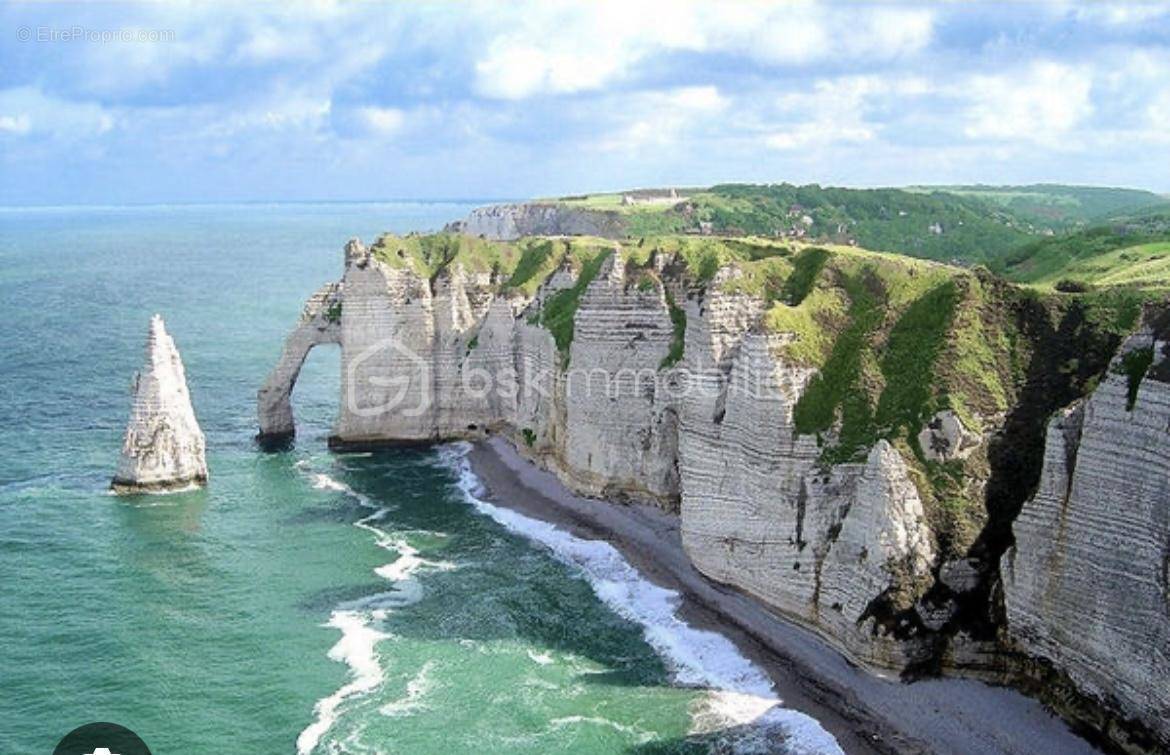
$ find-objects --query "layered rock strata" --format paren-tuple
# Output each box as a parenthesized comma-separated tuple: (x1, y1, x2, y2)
(1002, 327, 1170, 750)
(112, 315, 208, 493)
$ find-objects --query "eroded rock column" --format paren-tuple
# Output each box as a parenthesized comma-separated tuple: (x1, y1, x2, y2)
(112, 315, 208, 494)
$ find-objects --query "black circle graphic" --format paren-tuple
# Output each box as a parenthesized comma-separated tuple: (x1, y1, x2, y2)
(53, 722, 152, 755)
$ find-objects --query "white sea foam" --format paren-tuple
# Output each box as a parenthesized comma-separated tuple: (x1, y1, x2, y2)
(438, 442, 844, 755)
(296, 611, 387, 755)
(548, 714, 655, 743)
(297, 469, 451, 755)
(527, 649, 554, 666)
(310, 472, 377, 509)
(379, 660, 438, 718)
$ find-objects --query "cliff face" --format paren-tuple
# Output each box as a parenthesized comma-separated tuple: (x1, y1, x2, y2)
(259, 233, 1169, 751)
(447, 203, 626, 241)
(113, 315, 208, 493)
(1002, 324, 1170, 749)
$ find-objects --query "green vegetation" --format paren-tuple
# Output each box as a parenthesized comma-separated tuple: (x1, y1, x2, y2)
(537, 248, 613, 358)
(1013, 240, 1170, 291)
(917, 184, 1168, 229)
(660, 292, 687, 369)
(792, 270, 883, 450)
(504, 239, 560, 295)
(625, 209, 686, 237)
(324, 301, 342, 324)
(765, 286, 846, 366)
(875, 281, 960, 441)
(780, 247, 829, 305)
(1079, 287, 1149, 332)
(1118, 347, 1154, 411)
(542, 184, 1170, 278)
(996, 211, 1170, 285)
(370, 232, 520, 280)
(522, 427, 536, 447)
(686, 184, 1030, 264)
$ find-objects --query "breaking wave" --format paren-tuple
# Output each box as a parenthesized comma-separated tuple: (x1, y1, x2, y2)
(436, 442, 844, 755)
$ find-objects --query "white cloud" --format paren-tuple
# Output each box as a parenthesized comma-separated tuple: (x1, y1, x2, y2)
(199, 92, 331, 138)
(1073, 4, 1170, 27)
(475, 41, 628, 100)
(666, 85, 726, 112)
(0, 87, 115, 139)
(355, 106, 406, 136)
(963, 62, 1092, 144)
(762, 75, 922, 151)
(593, 85, 727, 151)
(765, 123, 873, 151)
(0, 114, 31, 135)
(470, 0, 935, 99)
(235, 28, 318, 63)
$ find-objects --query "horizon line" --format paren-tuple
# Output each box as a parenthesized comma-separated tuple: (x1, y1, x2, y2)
(2, 182, 1168, 211)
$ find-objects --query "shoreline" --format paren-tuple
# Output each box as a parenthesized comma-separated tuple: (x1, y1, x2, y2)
(466, 437, 1100, 755)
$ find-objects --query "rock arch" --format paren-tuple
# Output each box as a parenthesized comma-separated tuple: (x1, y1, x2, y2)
(256, 282, 343, 442)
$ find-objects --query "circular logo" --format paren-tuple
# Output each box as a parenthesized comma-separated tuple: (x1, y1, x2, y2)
(53, 722, 152, 755)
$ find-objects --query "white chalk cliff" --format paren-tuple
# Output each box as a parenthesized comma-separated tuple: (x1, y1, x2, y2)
(447, 203, 625, 241)
(259, 237, 1170, 751)
(112, 315, 208, 493)
(1002, 327, 1170, 748)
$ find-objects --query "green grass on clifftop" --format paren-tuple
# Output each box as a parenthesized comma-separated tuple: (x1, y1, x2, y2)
(875, 280, 960, 440)
(371, 232, 521, 279)
(537, 247, 613, 358)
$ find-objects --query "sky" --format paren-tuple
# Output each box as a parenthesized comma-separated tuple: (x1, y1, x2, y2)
(1, 1, 1169, 205)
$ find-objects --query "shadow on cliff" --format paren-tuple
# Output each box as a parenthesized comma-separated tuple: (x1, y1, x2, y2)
(955, 296, 1126, 639)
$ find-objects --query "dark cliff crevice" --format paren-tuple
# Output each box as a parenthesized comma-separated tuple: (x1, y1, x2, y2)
(976, 297, 1124, 566)
(908, 294, 1131, 676)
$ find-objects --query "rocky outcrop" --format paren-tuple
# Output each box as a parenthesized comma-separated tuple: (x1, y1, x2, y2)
(257, 279, 344, 439)
(917, 409, 980, 462)
(1002, 326, 1170, 749)
(447, 203, 626, 240)
(112, 315, 208, 494)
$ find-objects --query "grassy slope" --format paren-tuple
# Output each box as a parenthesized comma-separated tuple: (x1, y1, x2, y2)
(539, 185, 1170, 279)
(916, 184, 1169, 229)
(544, 184, 1036, 264)
(1019, 241, 1170, 289)
(995, 209, 1170, 286)
(370, 232, 522, 279)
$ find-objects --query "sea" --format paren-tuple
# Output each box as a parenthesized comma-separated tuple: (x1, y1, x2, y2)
(0, 203, 840, 754)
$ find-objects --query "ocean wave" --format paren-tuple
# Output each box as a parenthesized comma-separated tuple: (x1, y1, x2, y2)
(297, 469, 452, 755)
(437, 442, 844, 755)
(310, 473, 378, 510)
(296, 611, 387, 755)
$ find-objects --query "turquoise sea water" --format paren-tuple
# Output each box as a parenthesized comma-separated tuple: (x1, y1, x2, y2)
(0, 204, 837, 754)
